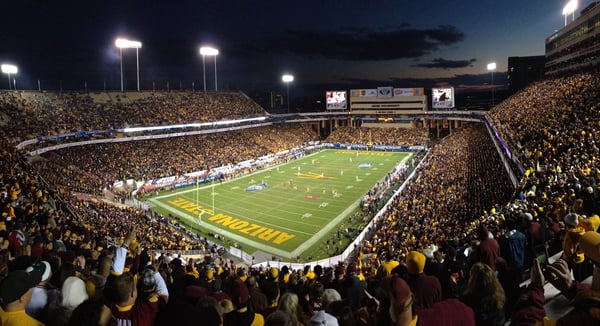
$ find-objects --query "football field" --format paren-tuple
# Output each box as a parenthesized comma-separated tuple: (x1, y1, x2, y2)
(147, 149, 410, 260)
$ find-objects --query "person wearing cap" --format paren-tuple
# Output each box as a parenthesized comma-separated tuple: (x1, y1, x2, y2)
(405, 251, 442, 309)
(25, 260, 52, 321)
(561, 212, 587, 281)
(0, 269, 45, 325)
(381, 274, 475, 326)
(260, 268, 280, 310)
(308, 309, 339, 326)
(45, 276, 89, 326)
(224, 280, 264, 326)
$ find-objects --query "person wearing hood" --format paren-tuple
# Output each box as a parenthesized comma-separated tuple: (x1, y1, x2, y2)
(470, 224, 501, 272)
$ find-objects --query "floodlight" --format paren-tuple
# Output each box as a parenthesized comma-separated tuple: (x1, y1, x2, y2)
(487, 62, 496, 106)
(1, 64, 17, 90)
(1, 64, 17, 74)
(199, 46, 219, 56)
(282, 74, 294, 113)
(115, 38, 142, 91)
(562, 0, 578, 26)
(115, 38, 142, 49)
(562, 0, 578, 16)
(199, 46, 220, 91)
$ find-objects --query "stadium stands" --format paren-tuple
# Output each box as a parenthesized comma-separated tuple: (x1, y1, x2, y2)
(0, 67, 600, 324)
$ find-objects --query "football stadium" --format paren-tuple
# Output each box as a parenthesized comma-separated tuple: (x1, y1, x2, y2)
(1, 1, 600, 325)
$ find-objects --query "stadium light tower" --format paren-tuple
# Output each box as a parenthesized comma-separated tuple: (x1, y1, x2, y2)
(115, 38, 142, 92)
(487, 62, 496, 107)
(199, 46, 219, 91)
(282, 74, 294, 113)
(1, 64, 17, 90)
(562, 0, 578, 26)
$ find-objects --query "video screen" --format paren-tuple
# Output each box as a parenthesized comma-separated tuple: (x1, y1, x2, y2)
(432, 88, 455, 109)
(326, 91, 347, 110)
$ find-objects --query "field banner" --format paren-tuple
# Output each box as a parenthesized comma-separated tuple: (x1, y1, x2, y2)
(377, 87, 393, 98)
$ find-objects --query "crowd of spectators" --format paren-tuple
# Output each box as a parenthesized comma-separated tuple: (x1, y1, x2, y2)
(33, 124, 315, 194)
(0, 90, 266, 143)
(326, 127, 428, 147)
(1, 67, 600, 325)
(361, 124, 513, 259)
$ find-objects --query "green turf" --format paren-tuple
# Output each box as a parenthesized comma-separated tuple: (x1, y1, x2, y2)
(146, 149, 410, 260)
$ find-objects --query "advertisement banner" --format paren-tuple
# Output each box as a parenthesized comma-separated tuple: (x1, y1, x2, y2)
(393, 88, 414, 96)
(350, 89, 377, 97)
(377, 87, 393, 98)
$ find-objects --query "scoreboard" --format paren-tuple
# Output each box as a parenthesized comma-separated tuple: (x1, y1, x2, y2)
(326, 91, 347, 110)
(349, 87, 427, 113)
(432, 88, 455, 109)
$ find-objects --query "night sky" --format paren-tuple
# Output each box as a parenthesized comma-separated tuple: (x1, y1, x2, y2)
(0, 0, 579, 95)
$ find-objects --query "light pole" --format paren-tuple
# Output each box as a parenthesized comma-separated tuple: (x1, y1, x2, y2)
(115, 38, 142, 92)
(563, 0, 578, 26)
(1, 64, 17, 90)
(199, 46, 219, 91)
(282, 74, 294, 113)
(487, 62, 496, 107)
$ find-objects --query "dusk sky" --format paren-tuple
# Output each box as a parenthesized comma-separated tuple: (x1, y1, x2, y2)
(0, 0, 583, 95)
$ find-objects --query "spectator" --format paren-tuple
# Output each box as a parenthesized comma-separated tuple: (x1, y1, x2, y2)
(511, 257, 599, 325)
(405, 251, 442, 309)
(494, 257, 521, 321)
(224, 280, 265, 326)
(470, 224, 501, 272)
(461, 263, 505, 326)
(341, 263, 366, 313)
(500, 218, 527, 271)
(562, 213, 587, 281)
(381, 250, 400, 277)
(67, 299, 113, 326)
(0, 269, 44, 325)
(248, 276, 268, 312)
(381, 274, 475, 326)
(308, 310, 338, 326)
(25, 260, 52, 321)
(277, 292, 305, 326)
(265, 310, 294, 326)
(46, 276, 89, 326)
